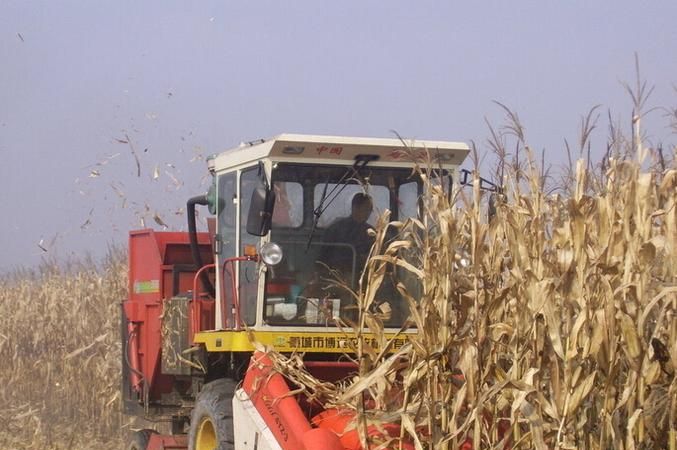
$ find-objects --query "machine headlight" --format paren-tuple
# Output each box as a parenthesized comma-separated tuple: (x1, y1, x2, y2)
(260, 242, 283, 266)
(454, 249, 471, 269)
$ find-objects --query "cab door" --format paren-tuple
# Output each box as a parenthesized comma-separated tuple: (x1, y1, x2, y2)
(238, 166, 262, 326)
(215, 171, 236, 329)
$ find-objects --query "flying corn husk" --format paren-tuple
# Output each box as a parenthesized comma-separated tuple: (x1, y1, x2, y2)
(164, 170, 183, 188)
(153, 212, 168, 228)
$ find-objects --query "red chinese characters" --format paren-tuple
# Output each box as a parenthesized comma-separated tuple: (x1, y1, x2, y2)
(316, 146, 343, 156)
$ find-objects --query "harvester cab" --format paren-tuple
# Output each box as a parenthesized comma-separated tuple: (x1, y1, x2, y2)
(193, 135, 469, 351)
(122, 134, 470, 450)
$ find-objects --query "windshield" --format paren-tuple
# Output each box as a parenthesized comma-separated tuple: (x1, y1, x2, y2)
(263, 163, 448, 328)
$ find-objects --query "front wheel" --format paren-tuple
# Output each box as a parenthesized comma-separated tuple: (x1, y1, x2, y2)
(188, 378, 236, 450)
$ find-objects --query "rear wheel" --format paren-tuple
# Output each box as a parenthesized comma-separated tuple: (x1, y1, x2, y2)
(127, 429, 156, 450)
(188, 378, 236, 450)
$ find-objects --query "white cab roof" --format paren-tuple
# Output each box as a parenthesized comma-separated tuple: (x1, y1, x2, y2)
(213, 133, 470, 171)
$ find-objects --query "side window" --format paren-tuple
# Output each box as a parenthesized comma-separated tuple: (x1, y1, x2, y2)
(272, 181, 303, 227)
(430, 173, 452, 195)
(217, 172, 236, 257)
(398, 181, 419, 220)
(239, 167, 260, 325)
(397, 173, 450, 221)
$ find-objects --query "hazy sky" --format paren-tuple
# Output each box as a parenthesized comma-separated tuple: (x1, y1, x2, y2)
(1, 1, 676, 271)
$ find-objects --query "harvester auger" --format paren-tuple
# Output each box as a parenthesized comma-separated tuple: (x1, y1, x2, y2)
(121, 134, 471, 450)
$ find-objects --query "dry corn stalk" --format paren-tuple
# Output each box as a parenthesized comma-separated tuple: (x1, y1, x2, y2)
(0, 252, 127, 449)
(266, 150, 676, 449)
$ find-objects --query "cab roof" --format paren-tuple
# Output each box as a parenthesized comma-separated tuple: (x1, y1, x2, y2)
(213, 133, 470, 171)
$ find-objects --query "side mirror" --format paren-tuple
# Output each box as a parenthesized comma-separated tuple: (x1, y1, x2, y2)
(246, 185, 276, 236)
(206, 178, 218, 215)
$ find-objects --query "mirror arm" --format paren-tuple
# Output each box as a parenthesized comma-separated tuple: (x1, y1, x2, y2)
(459, 168, 503, 193)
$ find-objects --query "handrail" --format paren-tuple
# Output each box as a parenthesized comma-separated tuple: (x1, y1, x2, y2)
(220, 256, 258, 331)
(190, 263, 216, 342)
(190, 257, 259, 337)
(192, 263, 216, 303)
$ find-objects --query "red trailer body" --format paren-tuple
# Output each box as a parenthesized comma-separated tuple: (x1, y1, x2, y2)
(123, 229, 214, 407)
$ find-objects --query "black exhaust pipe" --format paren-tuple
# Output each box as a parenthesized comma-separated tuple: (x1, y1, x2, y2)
(187, 195, 215, 297)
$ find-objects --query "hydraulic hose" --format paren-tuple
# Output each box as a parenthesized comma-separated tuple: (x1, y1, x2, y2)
(187, 195, 216, 297)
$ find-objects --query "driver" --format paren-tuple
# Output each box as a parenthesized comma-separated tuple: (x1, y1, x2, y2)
(320, 193, 374, 275)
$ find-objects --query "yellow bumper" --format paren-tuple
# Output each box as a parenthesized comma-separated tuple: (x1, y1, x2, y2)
(192, 330, 410, 353)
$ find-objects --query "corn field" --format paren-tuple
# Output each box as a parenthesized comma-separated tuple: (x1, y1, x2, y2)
(266, 111, 677, 448)
(0, 253, 127, 449)
(1, 99, 676, 448)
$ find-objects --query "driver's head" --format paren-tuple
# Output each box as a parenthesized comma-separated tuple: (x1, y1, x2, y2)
(351, 193, 373, 223)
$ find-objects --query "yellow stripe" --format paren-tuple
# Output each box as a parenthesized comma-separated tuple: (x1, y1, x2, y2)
(192, 330, 410, 353)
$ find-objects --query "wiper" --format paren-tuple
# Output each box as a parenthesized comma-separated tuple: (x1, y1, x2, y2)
(305, 155, 378, 250)
(306, 176, 330, 250)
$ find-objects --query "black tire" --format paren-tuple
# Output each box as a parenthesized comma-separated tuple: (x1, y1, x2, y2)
(188, 378, 236, 450)
(127, 429, 157, 450)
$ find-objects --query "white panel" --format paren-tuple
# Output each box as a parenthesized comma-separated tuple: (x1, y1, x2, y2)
(213, 133, 470, 173)
(232, 388, 282, 450)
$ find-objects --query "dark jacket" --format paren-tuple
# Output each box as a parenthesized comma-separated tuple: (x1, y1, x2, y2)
(320, 217, 374, 273)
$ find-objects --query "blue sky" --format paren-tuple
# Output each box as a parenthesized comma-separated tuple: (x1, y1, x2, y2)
(1, 1, 676, 271)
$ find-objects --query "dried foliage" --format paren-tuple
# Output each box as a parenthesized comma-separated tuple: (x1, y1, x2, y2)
(2, 142, 675, 450)
(267, 141, 676, 448)
(0, 252, 127, 449)
(2, 62, 675, 449)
